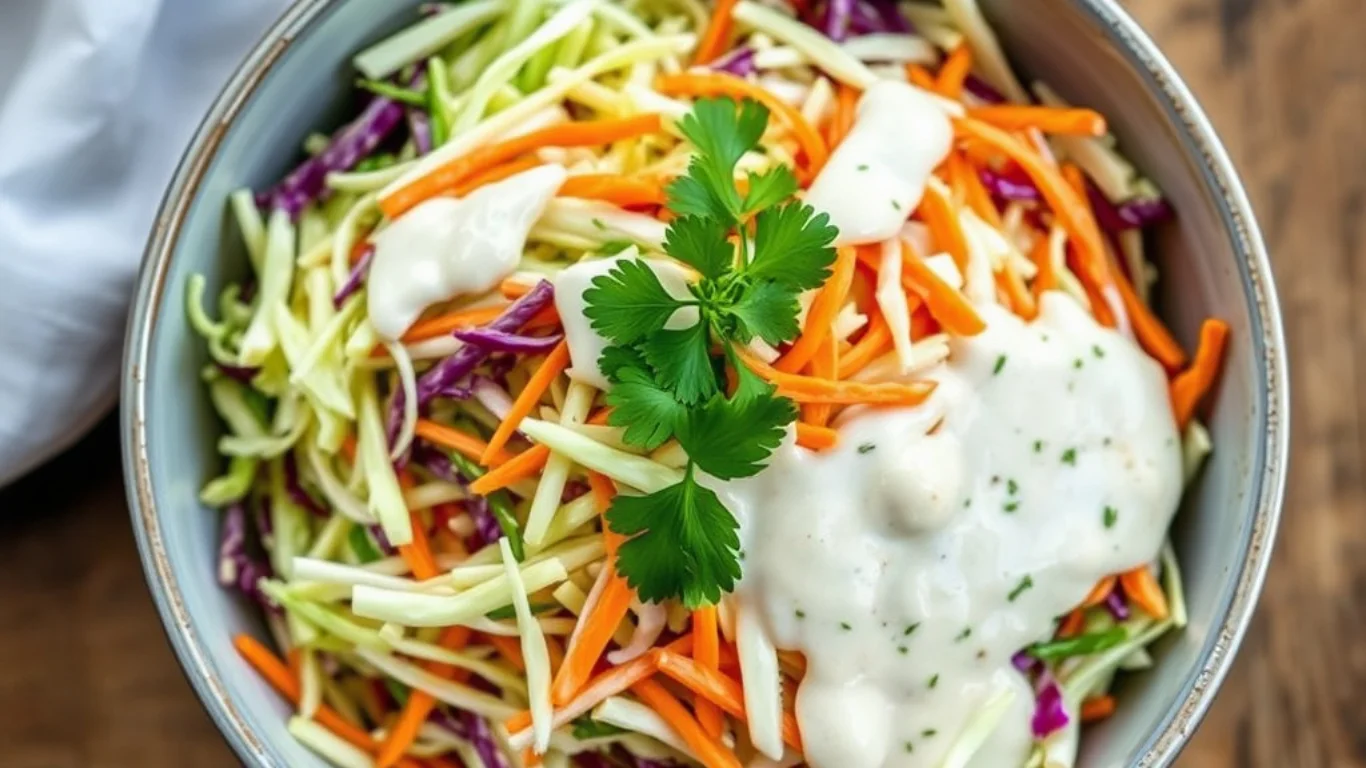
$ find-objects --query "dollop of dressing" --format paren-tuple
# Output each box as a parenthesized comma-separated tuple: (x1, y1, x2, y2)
(553, 252, 696, 390)
(804, 81, 953, 247)
(715, 295, 1182, 768)
(367, 164, 567, 339)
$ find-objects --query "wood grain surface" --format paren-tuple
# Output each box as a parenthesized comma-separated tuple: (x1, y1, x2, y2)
(0, 0, 1356, 765)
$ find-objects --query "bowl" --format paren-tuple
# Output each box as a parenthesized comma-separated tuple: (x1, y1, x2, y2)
(121, 0, 1289, 765)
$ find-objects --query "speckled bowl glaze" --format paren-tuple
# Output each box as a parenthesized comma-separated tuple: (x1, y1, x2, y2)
(122, 0, 1288, 765)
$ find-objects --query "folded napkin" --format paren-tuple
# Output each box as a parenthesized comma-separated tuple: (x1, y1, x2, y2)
(0, 0, 289, 485)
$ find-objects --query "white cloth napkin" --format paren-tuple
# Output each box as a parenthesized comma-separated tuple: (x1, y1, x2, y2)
(0, 0, 290, 486)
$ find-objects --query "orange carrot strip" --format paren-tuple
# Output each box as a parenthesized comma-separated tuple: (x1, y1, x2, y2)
(403, 306, 508, 342)
(552, 570, 635, 705)
(998, 256, 1038, 320)
(1081, 695, 1117, 723)
(394, 471, 441, 582)
(415, 419, 513, 465)
(233, 635, 426, 768)
(451, 156, 544, 198)
(656, 73, 829, 177)
(546, 635, 567, 677)
(743, 353, 936, 406)
(382, 114, 663, 218)
(469, 410, 612, 494)
(1110, 259, 1187, 370)
(795, 422, 839, 450)
(1121, 567, 1170, 620)
(480, 340, 572, 465)
(935, 44, 974, 99)
(560, 174, 667, 207)
(836, 311, 893, 379)
(954, 118, 1110, 294)
(655, 650, 804, 751)
(801, 333, 839, 426)
(967, 105, 1108, 137)
(505, 644, 676, 737)
(954, 153, 1002, 228)
(1170, 318, 1230, 428)
(827, 82, 860, 148)
(900, 242, 986, 336)
(1059, 163, 1118, 329)
(631, 679, 744, 768)
(500, 278, 533, 300)
(905, 64, 937, 90)
(1082, 576, 1117, 608)
(694, 0, 740, 64)
(774, 246, 857, 373)
(585, 470, 624, 555)
(919, 182, 970, 273)
(1028, 230, 1058, 299)
(1057, 609, 1085, 639)
(349, 235, 372, 267)
(377, 626, 472, 767)
(692, 606, 724, 739)
(487, 633, 528, 671)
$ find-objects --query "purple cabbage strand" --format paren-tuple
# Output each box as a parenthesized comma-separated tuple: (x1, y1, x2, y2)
(333, 245, 374, 308)
(453, 328, 564, 355)
(1031, 676, 1070, 737)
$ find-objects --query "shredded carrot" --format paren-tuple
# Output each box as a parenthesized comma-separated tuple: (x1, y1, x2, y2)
(656, 72, 829, 178)
(487, 632, 528, 671)
(403, 306, 508, 342)
(795, 422, 839, 450)
(1121, 566, 1170, 620)
(935, 44, 974, 99)
(1170, 318, 1230, 428)
(381, 114, 663, 218)
(1082, 576, 1117, 608)
(500, 278, 533, 300)
(953, 153, 1002, 228)
(1109, 256, 1188, 370)
(775, 246, 857, 373)
(836, 311, 893, 379)
(777, 649, 807, 679)
(801, 333, 839, 426)
(692, 606, 725, 739)
(415, 419, 513, 465)
(1057, 609, 1085, 639)
(233, 635, 426, 768)
(586, 470, 617, 516)
(693, 0, 739, 64)
(560, 173, 667, 208)
(997, 256, 1038, 320)
(392, 471, 441, 582)
(966, 105, 1108, 137)
(954, 118, 1110, 296)
(552, 568, 635, 705)
(470, 445, 550, 494)
(505, 643, 678, 736)
(827, 82, 860, 148)
(376, 626, 473, 767)
(632, 679, 744, 768)
(905, 64, 937, 90)
(899, 242, 986, 336)
(450, 156, 544, 198)
(1028, 230, 1058, 299)
(480, 341, 571, 465)
(919, 182, 971, 273)
(655, 651, 804, 751)
(744, 352, 936, 406)
(1081, 695, 1118, 723)
(349, 236, 372, 267)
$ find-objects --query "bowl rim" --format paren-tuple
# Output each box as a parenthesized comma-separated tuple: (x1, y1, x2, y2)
(120, 0, 1289, 765)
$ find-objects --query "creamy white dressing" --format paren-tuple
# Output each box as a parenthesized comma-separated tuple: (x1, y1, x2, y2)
(366, 164, 567, 339)
(805, 81, 953, 246)
(553, 251, 696, 390)
(711, 294, 1182, 768)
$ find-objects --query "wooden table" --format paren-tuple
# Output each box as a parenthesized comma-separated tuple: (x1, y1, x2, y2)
(0, 0, 1357, 765)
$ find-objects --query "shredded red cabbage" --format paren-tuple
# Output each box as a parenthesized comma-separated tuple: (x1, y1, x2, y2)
(462, 711, 511, 768)
(1031, 676, 1070, 737)
(262, 94, 406, 218)
(1105, 586, 1131, 621)
(821, 0, 856, 41)
(964, 74, 1007, 104)
(453, 328, 564, 355)
(849, 1, 886, 34)
(333, 245, 374, 308)
(1012, 649, 1039, 674)
(408, 109, 433, 155)
(867, 0, 912, 32)
(283, 454, 328, 517)
(1086, 182, 1173, 231)
(979, 168, 1041, 202)
(712, 47, 757, 77)
(217, 502, 274, 607)
(367, 524, 398, 556)
(413, 280, 556, 406)
(216, 362, 260, 384)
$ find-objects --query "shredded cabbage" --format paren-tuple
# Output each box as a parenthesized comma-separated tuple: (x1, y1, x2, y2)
(356, 646, 523, 720)
(354, 0, 509, 80)
(737, 605, 784, 761)
(239, 210, 297, 366)
(518, 418, 683, 492)
(353, 556, 572, 626)
(500, 537, 554, 752)
(938, 686, 1018, 768)
(732, 1, 878, 88)
(288, 716, 373, 768)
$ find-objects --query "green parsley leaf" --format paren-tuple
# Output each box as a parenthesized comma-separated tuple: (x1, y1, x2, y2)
(669, 97, 769, 222)
(597, 344, 649, 382)
(675, 389, 795, 480)
(604, 365, 686, 451)
(571, 717, 627, 740)
(598, 240, 634, 255)
(583, 259, 689, 345)
(747, 201, 838, 290)
(609, 470, 742, 607)
(726, 279, 800, 345)
(742, 166, 799, 215)
(664, 216, 734, 279)
(640, 322, 717, 405)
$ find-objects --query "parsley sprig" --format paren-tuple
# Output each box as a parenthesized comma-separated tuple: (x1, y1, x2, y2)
(582, 97, 837, 607)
